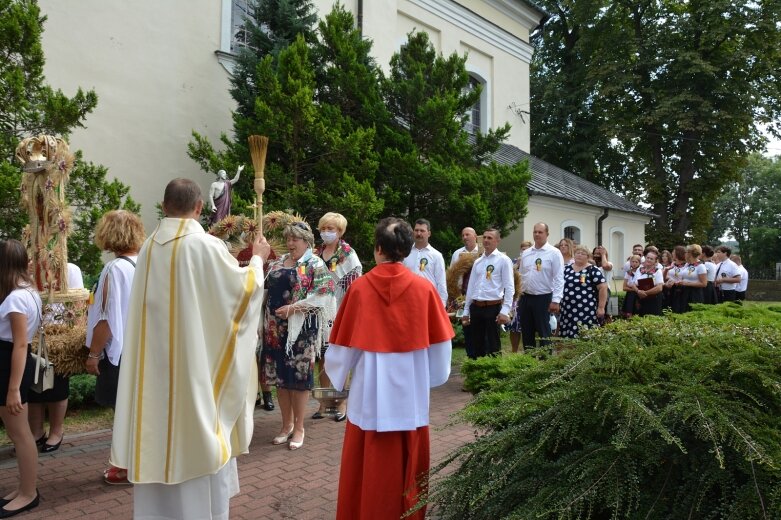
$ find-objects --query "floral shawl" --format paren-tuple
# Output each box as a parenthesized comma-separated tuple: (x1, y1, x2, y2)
(273, 248, 336, 357)
(314, 239, 362, 305)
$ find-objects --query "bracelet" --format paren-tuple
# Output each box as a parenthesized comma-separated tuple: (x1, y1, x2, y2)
(88, 352, 102, 359)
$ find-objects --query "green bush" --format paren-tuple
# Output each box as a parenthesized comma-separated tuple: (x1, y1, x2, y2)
(461, 353, 538, 394)
(431, 304, 781, 519)
(69, 374, 97, 407)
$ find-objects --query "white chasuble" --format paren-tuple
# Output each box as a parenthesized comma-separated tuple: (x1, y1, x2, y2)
(110, 218, 264, 485)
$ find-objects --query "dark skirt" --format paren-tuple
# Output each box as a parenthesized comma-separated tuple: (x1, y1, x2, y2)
(0, 340, 35, 406)
(703, 282, 718, 304)
(637, 293, 663, 316)
(27, 373, 69, 403)
(622, 292, 638, 316)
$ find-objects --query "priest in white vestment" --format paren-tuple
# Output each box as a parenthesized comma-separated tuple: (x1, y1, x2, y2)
(110, 178, 271, 520)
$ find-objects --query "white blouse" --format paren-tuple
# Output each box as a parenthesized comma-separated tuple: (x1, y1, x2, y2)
(86, 256, 137, 365)
(0, 287, 42, 342)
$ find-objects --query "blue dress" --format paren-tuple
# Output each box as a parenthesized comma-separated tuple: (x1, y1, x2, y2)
(261, 266, 316, 391)
(559, 264, 606, 338)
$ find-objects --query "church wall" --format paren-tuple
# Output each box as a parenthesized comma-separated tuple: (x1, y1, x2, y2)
(38, 0, 233, 231)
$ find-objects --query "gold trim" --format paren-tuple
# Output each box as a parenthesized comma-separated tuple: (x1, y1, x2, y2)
(133, 234, 157, 478)
(212, 268, 256, 464)
(164, 219, 187, 482)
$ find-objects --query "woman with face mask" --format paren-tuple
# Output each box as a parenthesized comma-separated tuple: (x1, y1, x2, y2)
(312, 213, 362, 422)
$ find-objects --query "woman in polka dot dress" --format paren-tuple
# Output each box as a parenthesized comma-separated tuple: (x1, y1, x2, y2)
(559, 245, 608, 338)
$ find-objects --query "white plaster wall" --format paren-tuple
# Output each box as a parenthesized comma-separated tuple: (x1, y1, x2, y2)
(503, 196, 649, 269)
(38, 0, 234, 231)
(312, 0, 535, 150)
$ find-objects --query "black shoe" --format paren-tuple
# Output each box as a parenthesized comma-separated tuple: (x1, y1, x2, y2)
(334, 412, 347, 422)
(41, 438, 62, 453)
(0, 491, 39, 518)
(34, 435, 47, 448)
(311, 411, 325, 420)
(262, 400, 274, 411)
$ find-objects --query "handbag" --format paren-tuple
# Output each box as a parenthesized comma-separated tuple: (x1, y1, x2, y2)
(28, 290, 54, 393)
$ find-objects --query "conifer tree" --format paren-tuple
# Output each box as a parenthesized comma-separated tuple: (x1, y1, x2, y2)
(380, 32, 530, 248)
(0, 0, 139, 277)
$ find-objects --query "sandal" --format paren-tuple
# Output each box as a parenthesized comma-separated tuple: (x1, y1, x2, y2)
(104, 466, 130, 485)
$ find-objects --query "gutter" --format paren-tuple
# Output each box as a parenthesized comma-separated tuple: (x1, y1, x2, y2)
(597, 208, 609, 247)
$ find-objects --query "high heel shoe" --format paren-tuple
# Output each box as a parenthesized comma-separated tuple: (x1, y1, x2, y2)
(34, 434, 47, 447)
(0, 490, 40, 518)
(271, 427, 294, 445)
(41, 438, 62, 453)
(288, 430, 305, 451)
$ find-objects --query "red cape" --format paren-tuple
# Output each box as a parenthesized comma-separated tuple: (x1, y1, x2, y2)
(329, 262, 454, 353)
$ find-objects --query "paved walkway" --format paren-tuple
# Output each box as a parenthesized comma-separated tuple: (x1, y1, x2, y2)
(0, 370, 473, 519)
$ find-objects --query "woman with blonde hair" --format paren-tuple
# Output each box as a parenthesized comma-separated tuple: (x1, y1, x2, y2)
(557, 238, 575, 265)
(261, 221, 336, 450)
(312, 212, 361, 421)
(0, 239, 42, 516)
(85, 210, 145, 484)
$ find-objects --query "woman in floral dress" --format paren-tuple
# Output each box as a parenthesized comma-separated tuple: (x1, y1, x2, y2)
(559, 245, 607, 338)
(261, 221, 336, 450)
(311, 212, 361, 421)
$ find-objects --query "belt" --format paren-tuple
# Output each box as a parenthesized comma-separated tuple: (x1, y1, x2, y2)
(472, 299, 502, 307)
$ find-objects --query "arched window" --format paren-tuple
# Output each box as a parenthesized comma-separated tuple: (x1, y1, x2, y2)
(464, 76, 482, 135)
(564, 225, 581, 244)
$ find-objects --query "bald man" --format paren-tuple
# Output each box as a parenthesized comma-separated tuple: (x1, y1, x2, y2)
(450, 227, 479, 265)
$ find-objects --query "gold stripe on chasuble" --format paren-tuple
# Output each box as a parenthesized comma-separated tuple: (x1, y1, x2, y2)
(133, 233, 157, 478)
(164, 219, 187, 482)
(212, 268, 256, 464)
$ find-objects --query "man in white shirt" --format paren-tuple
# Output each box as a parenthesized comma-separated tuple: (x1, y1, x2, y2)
(731, 254, 749, 302)
(713, 245, 741, 302)
(461, 229, 514, 357)
(519, 222, 564, 349)
(403, 219, 448, 307)
(450, 227, 480, 266)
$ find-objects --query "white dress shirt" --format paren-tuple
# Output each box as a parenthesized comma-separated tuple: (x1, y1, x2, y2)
(715, 258, 741, 290)
(403, 244, 448, 307)
(736, 265, 749, 292)
(704, 260, 717, 282)
(450, 245, 480, 266)
(462, 249, 515, 317)
(520, 243, 564, 303)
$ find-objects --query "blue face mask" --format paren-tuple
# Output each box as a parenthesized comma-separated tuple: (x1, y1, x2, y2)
(320, 231, 339, 245)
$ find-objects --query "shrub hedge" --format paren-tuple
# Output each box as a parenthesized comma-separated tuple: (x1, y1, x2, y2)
(431, 304, 781, 519)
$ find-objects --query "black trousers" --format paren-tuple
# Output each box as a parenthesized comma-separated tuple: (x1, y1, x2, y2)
(519, 293, 553, 349)
(461, 322, 476, 359)
(719, 289, 736, 303)
(468, 303, 501, 358)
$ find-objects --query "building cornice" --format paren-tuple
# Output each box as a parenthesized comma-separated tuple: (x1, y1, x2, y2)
(482, 0, 548, 30)
(407, 0, 534, 63)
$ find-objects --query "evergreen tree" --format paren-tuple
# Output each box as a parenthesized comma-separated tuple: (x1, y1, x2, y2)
(0, 0, 139, 278)
(190, 7, 531, 258)
(381, 32, 530, 250)
(67, 155, 140, 278)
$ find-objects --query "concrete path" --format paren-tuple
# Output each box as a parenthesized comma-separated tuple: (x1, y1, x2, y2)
(0, 371, 473, 519)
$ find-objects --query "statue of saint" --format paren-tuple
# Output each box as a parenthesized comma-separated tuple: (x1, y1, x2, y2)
(208, 165, 244, 224)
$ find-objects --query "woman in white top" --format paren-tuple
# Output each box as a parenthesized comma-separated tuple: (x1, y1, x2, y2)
(0, 239, 42, 516)
(85, 210, 145, 484)
(669, 244, 707, 313)
(27, 262, 84, 455)
(631, 250, 665, 316)
(701, 245, 718, 304)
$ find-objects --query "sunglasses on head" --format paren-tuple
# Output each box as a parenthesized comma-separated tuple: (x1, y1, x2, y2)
(292, 222, 310, 231)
